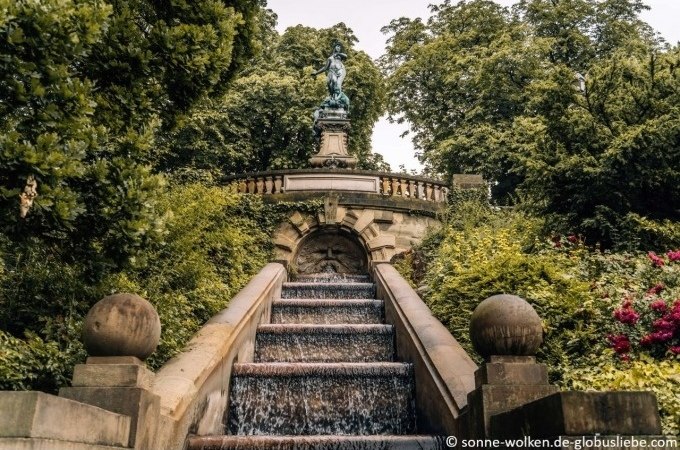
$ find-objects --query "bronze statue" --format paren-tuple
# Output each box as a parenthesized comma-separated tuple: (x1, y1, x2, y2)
(312, 43, 350, 111)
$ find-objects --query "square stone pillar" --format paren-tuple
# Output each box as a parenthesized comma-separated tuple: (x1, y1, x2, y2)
(59, 356, 160, 450)
(466, 355, 559, 439)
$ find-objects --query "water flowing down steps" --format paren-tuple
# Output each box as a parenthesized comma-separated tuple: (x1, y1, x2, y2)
(189, 274, 443, 450)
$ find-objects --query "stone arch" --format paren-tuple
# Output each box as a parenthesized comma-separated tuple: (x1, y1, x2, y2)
(272, 205, 398, 269)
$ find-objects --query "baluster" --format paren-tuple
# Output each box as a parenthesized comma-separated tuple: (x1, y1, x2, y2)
(265, 176, 273, 194)
(237, 179, 247, 194)
(391, 177, 400, 197)
(425, 183, 433, 201)
(417, 181, 425, 200)
(381, 176, 390, 195)
(408, 180, 416, 198)
(433, 185, 441, 202)
(254, 177, 264, 194)
(274, 175, 283, 193)
(247, 178, 255, 194)
(400, 179, 408, 198)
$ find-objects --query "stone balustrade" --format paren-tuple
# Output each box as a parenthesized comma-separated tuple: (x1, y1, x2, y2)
(225, 170, 450, 203)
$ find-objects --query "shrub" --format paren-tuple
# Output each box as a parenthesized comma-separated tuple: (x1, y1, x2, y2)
(0, 184, 279, 388)
(564, 355, 680, 435)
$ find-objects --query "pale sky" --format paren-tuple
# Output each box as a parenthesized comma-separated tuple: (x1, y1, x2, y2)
(266, 0, 680, 173)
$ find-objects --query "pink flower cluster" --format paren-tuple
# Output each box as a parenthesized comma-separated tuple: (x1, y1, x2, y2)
(668, 250, 680, 262)
(639, 300, 680, 348)
(613, 300, 640, 325)
(607, 334, 631, 354)
(648, 251, 665, 267)
(646, 283, 665, 295)
(609, 294, 680, 358)
(648, 249, 680, 267)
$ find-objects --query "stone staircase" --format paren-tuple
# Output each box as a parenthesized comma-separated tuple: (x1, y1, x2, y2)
(188, 274, 443, 449)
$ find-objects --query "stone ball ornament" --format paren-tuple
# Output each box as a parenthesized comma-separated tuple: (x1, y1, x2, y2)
(469, 294, 543, 358)
(83, 293, 161, 360)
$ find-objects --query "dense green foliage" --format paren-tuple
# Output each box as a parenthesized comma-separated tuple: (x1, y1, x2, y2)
(159, 14, 389, 179)
(382, 0, 680, 248)
(0, 0, 272, 392)
(0, 185, 280, 391)
(397, 197, 680, 434)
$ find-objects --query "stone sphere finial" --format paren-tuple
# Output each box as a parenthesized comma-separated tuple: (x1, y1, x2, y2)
(469, 294, 543, 359)
(83, 293, 161, 360)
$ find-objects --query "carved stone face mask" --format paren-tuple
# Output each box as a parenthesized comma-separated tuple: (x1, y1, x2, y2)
(295, 232, 367, 274)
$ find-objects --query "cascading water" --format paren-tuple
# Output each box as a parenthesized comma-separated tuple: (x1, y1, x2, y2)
(189, 273, 443, 450)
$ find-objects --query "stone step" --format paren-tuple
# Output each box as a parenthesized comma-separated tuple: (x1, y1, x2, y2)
(188, 435, 445, 450)
(254, 325, 394, 363)
(281, 282, 375, 300)
(271, 299, 384, 324)
(228, 363, 415, 436)
(293, 274, 371, 283)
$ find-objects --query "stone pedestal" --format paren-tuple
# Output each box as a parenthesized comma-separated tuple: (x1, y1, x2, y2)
(466, 356, 559, 439)
(59, 357, 160, 450)
(310, 109, 357, 168)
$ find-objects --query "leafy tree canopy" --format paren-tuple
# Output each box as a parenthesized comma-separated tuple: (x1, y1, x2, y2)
(0, 0, 262, 268)
(382, 0, 679, 248)
(159, 13, 389, 179)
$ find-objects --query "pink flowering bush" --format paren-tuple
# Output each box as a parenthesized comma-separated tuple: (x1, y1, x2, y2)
(605, 251, 680, 359)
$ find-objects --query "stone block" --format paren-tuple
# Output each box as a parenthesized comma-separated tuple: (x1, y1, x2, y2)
(452, 174, 486, 189)
(341, 209, 359, 228)
(474, 359, 549, 387)
(72, 363, 154, 389)
(284, 174, 378, 193)
(352, 210, 375, 234)
(490, 391, 662, 438)
(86, 356, 144, 365)
(288, 211, 309, 234)
(0, 392, 130, 447)
(0, 438, 126, 450)
(467, 384, 559, 438)
(373, 210, 394, 223)
(60, 387, 159, 449)
(367, 234, 396, 251)
(274, 235, 296, 252)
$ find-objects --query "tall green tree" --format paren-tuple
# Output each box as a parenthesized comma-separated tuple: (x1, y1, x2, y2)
(0, 0, 264, 376)
(160, 18, 388, 178)
(0, 0, 262, 266)
(383, 0, 678, 247)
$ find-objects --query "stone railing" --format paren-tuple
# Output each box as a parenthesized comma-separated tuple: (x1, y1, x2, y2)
(224, 169, 450, 203)
(373, 263, 478, 436)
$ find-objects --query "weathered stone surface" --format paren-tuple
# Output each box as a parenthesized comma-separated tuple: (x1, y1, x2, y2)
(150, 263, 286, 450)
(470, 294, 543, 358)
(60, 386, 159, 449)
(0, 438, 126, 450)
(367, 234, 396, 251)
(352, 209, 375, 234)
(86, 356, 144, 365)
(490, 392, 663, 438)
(284, 174, 378, 192)
(474, 357, 549, 387)
(295, 231, 367, 274)
(452, 174, 486, 189)
(0, 392, 130, 447)
(71, 363, 154, 389)
(83, 293, 161, 360)
(373, 263, 477, 436)
(467, 383, 559, 438)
